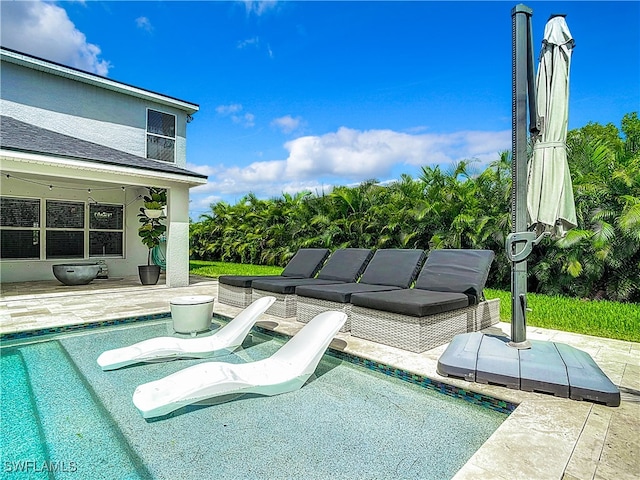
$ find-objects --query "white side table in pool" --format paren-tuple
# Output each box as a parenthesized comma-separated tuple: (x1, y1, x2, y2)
(170, 295, 215, 336)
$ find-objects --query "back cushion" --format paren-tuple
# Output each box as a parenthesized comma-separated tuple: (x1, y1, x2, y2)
(281, 248, 330, 278)
(415, 249, 495, 300)
(358, 249, 426, 288)
(316, 248, 373, 282)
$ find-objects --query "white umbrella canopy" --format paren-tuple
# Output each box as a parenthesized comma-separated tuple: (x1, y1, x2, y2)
(527, 15, 577, 238)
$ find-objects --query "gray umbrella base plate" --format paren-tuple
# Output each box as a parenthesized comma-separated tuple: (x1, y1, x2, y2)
(437, 332, 620, 407)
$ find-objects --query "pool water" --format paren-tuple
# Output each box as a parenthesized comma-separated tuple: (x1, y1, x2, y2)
(1, 321, 508, 479)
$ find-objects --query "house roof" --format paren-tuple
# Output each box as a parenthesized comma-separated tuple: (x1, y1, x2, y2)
(0, 115, 208, 181)
(1, 47, 199, 115)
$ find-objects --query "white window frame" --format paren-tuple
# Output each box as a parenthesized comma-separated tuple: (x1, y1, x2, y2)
(0, 196, 125, 261)
(146, 108, 176, 163)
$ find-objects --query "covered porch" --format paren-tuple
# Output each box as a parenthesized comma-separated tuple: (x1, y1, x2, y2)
(0, 116, 207, 287)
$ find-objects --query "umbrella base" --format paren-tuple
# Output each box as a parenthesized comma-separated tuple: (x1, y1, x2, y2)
(437, 332, 620, 407)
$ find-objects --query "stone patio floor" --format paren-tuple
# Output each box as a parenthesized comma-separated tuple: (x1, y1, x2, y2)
(1, 275, 638, 480)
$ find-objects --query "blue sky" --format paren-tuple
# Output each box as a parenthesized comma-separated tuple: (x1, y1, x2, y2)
(2, 1, 638, 219)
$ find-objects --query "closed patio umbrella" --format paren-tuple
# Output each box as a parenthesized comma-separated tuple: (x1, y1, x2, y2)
(527, 14, 577, 238)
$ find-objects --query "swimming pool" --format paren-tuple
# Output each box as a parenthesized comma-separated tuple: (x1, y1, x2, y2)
(1, 319, 509, 479)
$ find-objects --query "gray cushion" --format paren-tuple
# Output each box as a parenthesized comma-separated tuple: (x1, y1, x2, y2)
(219, 274, 297, 288)
(415, 249, 495, 302)
(281, 248, 330, 278)
(251, 278, 343, 295)
(316, 248, 373, 282)
(295, 283, 402, 303)
(358, 249, 426, 287)
(219, 248, 329, 287)
(351, 289, 470, 317)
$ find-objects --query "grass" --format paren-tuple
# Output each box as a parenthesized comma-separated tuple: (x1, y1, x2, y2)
(189, 260, 284, 278)
(190, 260, 640, 343)
(484, 288, 640, 342)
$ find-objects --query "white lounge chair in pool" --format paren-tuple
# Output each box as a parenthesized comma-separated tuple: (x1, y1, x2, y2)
(132, 310, 347, 418)
(97, 296, 276, 371)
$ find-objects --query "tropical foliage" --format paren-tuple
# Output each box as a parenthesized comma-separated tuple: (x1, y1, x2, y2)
(190, 113, 640, 303)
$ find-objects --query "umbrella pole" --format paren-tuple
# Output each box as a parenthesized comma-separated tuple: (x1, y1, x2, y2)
(508, 4, 534, 348)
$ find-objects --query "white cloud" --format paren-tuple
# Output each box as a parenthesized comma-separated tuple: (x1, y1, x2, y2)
(241, 1, 279, 16)
(187, 163, 219, 177)
(190, 127, 511, 205)
(135, 16, 153, 33)
(216, 104, 243, 115)
(234, 112, 255, 128)
(282, 127, 511, 179)
(0, 0, 111, 76)
(215, 104, 256, 128)
(237, 36, 274, 59)
(271, 115, 304, 134)
(237, 36, 260, 49)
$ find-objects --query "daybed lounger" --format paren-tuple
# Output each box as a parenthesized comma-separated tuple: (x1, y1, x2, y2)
(251, 248, 373, 318)
(132, 310, 347, 419)
(97, 297, 276, 371)
(349, 249, 499, 353)
(218, 248, 329, 307)
(295, 249, 426, 331)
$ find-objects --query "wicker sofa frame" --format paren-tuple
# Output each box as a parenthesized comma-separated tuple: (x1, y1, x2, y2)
(219, 284, 254, 308)
(350, 298, 500, 353)
(218, 248, 330, 308)
(294, 248, 426, 328)
(251, 248, 373, 318)
(296, 297, 353, 332)
(251, 289, 299, 318)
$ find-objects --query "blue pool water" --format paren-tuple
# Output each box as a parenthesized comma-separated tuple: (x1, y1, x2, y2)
(1, 320, 509, 479)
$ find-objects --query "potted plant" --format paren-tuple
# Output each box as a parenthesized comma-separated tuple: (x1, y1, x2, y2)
(142, 187, 167, 219)
(138, 188, 167, 285)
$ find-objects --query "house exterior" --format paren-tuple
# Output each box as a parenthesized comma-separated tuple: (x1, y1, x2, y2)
(0, 47, 208, 287)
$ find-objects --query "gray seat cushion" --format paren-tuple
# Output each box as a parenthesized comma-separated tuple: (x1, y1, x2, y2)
(358, 249, 426, 288)
(280, 248, 331, 278)
(251, 248, 373, 293)
(218, 248, 329, 287)
(295, 283, 403, 303)
(351, 289, 470, 317)
(219, 274, 299, 288)
(251, 278, 345, 295)
(316, 248, 373, 282)
(415, 249, 495, 303)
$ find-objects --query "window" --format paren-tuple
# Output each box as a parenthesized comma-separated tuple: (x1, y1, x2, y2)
(0, 197, 41, 259)
(89, 204, 124, 257)
(0, 197, 125, 261)
(147, 109, 176, 163)
(46, 201, 84, 259)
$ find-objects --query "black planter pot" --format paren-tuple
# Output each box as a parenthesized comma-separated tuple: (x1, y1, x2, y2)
(138, 265, 161, 285)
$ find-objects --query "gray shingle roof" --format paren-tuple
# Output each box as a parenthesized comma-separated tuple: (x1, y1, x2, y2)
(0, 116, 207, 180)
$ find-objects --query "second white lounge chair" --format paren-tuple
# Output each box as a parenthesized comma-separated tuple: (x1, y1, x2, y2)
(132, 310, 347, 418)
(97, 296, 276, 371)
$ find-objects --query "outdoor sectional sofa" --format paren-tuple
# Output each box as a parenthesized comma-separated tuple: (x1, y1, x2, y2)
(295, 249, 427, 332)
(218, 248, 330, 308)
(251, 248, 374, 318)
(349, 249, 499, 353)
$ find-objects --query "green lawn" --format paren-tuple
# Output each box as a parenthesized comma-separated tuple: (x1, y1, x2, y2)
(191, 260, 640, 342)
(189, 260, 284, 278)
(484, 289, 640, 343)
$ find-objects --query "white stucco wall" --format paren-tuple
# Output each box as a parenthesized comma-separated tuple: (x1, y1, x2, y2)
(0, 51, 204, 285)
(0, 61, 189, 167)
(165, 187, 191, 287)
